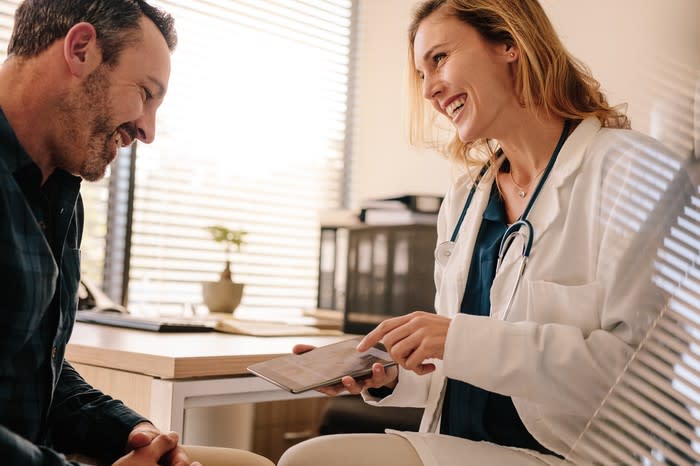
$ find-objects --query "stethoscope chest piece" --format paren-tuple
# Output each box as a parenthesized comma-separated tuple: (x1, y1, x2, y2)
(434, 241, 456, 267)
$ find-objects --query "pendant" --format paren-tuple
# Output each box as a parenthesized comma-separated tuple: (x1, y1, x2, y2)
(518, 190, 526, 198)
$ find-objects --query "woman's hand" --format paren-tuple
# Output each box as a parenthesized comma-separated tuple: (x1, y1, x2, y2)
(292, 344, 399, 396)
(356, 311, 451, 375)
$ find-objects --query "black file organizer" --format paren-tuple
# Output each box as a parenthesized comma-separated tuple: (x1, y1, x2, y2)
(317, 226, 349, 310)
(343, 224, 437, 335)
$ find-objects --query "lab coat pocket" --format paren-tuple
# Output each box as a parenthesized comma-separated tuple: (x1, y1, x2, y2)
(527, 280, 601, 336)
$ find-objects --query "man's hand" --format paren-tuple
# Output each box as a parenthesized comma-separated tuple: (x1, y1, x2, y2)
(114, 431, 201, 466)
(292, 344, 399, 396)
(357, 311, 451, 375)
(124, 422, 199, 466)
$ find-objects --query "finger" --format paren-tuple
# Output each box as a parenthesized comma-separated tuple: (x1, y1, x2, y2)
(413, 362, 436, 376)
(357, 314, 415, 351)
(381, 321, 420, 353)
(317, 383, 346, 397)
(142, 432, 179, 460)
(340, 375, 365, 395)
(390, 331, 428, 368)
(292, 344, 316, 355)
(127, 428, 160, 450)
(365, 363, 393, 388)
(163, 446, 191, 466)
(402, 334, 443, 371)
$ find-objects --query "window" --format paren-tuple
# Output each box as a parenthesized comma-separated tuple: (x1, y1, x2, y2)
(129, 0, 356, 314)
(0, 0, 357, 315)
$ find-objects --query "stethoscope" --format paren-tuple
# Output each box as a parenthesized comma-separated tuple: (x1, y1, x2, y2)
(434, 120, 572, 321)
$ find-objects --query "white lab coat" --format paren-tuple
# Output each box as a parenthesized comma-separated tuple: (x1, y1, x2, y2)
(364, 117, 687, 465)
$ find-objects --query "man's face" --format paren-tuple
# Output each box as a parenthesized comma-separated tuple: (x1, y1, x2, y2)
(56, 16, 171, 181)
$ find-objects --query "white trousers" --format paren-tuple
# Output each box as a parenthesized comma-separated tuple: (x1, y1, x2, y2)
(277, 433, 562, 466)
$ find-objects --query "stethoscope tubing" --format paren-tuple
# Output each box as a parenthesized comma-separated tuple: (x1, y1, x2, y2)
(437, 120, 572, 320)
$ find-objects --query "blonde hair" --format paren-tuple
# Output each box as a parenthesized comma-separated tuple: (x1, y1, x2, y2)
(407, 0, 630, 171)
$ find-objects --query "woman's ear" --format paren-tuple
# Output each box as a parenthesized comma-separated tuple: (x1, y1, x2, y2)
(63, 22, 101, 78)
(504, 44, 519, 63)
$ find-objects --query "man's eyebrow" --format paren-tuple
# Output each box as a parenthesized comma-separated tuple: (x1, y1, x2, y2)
(146, 76, 166, 98)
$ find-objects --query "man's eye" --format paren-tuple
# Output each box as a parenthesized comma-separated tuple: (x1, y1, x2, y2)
(143, 87, 153, 100)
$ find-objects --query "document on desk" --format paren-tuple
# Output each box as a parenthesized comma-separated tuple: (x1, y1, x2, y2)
(247, 337, 396, 393)
(215, 318, 343, 337)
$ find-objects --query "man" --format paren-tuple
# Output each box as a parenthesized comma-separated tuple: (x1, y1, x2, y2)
(0, 1, 198, 465)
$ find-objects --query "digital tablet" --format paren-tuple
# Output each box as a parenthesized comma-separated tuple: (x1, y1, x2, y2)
(247, 337, 396, 394)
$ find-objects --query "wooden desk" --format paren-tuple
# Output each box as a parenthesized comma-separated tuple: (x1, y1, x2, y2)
(66, 322, 348, 440)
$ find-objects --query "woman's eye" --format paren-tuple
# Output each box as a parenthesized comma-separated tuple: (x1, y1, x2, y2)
(433, 53, 446, 65)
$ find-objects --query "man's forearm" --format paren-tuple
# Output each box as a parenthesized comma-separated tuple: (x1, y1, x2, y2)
(48, 361, 149, 464)
(0, 424, 83, 466)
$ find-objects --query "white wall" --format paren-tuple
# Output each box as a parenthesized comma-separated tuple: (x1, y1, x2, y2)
(350, 0, 700, 206)
(349, 0, 451, 207)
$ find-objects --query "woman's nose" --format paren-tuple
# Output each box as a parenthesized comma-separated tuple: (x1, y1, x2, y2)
(422, 73, 442, 100)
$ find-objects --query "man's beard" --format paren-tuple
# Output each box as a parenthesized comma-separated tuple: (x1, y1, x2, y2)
(55, 67, 118, 182)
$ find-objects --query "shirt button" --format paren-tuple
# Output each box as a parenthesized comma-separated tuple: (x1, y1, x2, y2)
(59, 208, 65, 215)
(51, 346, 57, 359)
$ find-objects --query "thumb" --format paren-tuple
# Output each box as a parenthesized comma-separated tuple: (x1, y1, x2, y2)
(144, 432, 179, 460)
(127, 429, 159, 450)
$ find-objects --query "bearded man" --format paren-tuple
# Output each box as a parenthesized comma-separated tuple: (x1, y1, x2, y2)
(0, 1, 194, 465)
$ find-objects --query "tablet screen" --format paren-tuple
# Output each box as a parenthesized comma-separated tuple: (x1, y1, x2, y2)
(247, 337, 395, 393)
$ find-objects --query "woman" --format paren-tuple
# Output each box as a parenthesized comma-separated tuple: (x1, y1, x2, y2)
(279, 1, 685, 464)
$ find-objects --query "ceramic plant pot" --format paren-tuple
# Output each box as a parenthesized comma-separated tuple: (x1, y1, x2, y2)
(202, 279, 244, 314)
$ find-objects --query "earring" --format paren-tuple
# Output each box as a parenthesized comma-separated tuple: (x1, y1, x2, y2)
(509, 52, 516, 58)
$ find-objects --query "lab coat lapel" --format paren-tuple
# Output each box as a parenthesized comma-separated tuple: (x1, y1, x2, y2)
(490, 118, 602, 320)
(528, 117, 602, 249)
(439, 173, 495, 318)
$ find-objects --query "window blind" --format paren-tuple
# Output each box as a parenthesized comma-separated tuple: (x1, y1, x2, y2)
(567, 162, 700, 464)
(0, 0, 110, 287)
(0, 0, 356, 313)
(127, 0, 356, 314)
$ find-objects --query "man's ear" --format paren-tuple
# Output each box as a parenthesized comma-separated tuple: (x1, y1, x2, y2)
(63, 22, 101, 78)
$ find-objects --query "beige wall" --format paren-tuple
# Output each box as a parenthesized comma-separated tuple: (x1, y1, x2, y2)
(350, 0, 700, 206)
(349, 0, 451, 207)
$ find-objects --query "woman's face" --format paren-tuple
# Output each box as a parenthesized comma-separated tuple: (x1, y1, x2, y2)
(413, 9, 518, 143)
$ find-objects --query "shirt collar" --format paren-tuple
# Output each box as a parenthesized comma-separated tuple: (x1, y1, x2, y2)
(0, 107, 34, 174)
(483, 182, 507, 224)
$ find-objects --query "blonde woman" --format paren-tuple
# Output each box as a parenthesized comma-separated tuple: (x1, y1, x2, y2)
(279, 1, 690, 464)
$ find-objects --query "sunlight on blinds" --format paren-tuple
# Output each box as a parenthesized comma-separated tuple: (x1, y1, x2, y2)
(565, 72, 700, 464)
(127, 0, 354, 314)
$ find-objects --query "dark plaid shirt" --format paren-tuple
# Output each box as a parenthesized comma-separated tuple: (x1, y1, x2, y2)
(0, 108, 147, 465)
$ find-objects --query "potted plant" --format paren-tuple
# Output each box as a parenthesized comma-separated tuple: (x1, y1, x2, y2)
(202, 225, 248, 314)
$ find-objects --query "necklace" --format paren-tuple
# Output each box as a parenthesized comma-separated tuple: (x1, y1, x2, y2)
(509, 167, 545, 198)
